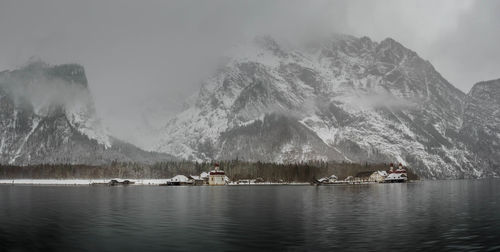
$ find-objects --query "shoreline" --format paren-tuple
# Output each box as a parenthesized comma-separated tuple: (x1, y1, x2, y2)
(0, 179, 312, 186)
(0, 179, 418, 186)
(0, 179, 169, 185)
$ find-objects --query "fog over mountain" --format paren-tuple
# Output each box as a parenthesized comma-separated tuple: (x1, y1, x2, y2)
(0, 61, 174, 165)
(152, 34, 499, 178)
(1, 0, 499, 147)
(0, 1, 499, 178)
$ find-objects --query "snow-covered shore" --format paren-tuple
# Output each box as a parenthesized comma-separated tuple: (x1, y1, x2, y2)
(0, 179, 312, 186)
(0, 179, 170, 185)
(227, 182, 309, 186)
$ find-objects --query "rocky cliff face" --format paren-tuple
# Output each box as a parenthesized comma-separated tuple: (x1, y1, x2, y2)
(0, 61, 172, 165)
(155, 35, 493, 178)
(460, 79, 500, 175)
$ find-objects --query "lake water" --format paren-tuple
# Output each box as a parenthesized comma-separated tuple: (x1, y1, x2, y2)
(1, 180, 500, 251)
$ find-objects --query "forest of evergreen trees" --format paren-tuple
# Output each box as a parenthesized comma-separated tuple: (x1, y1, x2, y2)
(0, 160, 419, 182)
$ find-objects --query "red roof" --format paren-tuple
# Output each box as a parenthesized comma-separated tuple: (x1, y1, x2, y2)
(209, 171, 225, 175)
(390, 169, 407, 174)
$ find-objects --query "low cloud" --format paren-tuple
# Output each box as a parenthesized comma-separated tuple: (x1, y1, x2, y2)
(0, 0, 497, 146)
(0, 61, 95, 117)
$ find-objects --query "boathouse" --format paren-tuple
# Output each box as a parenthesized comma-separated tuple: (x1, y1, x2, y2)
(171, 175, 189, 185)
(188, 175, 205, 186)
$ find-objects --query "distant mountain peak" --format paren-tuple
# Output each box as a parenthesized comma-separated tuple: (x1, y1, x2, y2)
(0, 60, 174, 165)
(471, 78, 500, 92)
(7, 60, 89, 89)
(461, 77, 500, 175)
(153, 34, 496, 178)
(468, 78, 500, 101)
(253, 35, 286, 56)
(46, 64, 88, 87)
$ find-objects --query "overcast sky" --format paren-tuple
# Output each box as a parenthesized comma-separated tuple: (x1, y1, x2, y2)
(1, 0, 499, 143)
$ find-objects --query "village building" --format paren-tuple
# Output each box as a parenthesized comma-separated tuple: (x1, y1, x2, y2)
(208, 163, 226, 186)
(369, 171, 388, 182)
(236, 179, 254, 184)
(188, 175, 205, 186)
(200, 172, 209, 184)
(384, 163, 408, 183)
(317, 174, 338, 184)
(171, 175, 190, 185)
(200, 172, 209, 179)
(317, 177, 329, 183)
(355, 171, 374, 182)
(329, 175, 338, 181)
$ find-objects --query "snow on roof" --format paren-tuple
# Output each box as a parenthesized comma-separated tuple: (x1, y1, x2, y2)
(171, 175, 189, 182)
(385, 173, 407, 180)
(189, 175, 202, 180)
(318, 177, 329, 182)
(200, 172, 208, 178)
(377, 171, 388, 176)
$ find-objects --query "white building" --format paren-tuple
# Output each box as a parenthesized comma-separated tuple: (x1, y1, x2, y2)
(369, 171, 388, 182)
(384, 172, 407, 183)
(208, 164, 226, 186)
(171, 175, 189, 183)
(318, 174, 338, 183)
(200, 172, 209, 179)
(384, 164, 408, 183)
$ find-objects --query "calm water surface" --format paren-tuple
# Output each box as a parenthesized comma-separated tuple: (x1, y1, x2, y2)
(1, 180, 500, 251)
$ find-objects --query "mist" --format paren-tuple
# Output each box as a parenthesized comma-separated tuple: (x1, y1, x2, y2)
(1, 0, 499, 146)
(0, 61, 96, 118)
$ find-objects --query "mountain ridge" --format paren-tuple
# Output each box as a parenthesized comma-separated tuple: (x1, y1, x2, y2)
(460, 78, 500, 176)
(0, 61, 174, 165)
(1, 35, 498, 179)
(154, 34, 497, 178)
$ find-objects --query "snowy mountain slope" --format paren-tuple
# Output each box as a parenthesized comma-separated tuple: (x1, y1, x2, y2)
(0, 61, 173, 165)
(460, 79, 500, 175)
(155, 35, 492, 178)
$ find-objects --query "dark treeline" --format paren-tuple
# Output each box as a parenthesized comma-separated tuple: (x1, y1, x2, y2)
(0, 160, 419, 182)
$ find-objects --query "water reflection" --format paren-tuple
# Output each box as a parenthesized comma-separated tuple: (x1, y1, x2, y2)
(1, 180, 500, 251)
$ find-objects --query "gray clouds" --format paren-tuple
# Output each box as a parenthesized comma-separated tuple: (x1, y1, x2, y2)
(0, 0, 498, 145)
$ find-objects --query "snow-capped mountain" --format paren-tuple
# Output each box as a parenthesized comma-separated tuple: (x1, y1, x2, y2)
(0, 61, 172, 165)
(155, 34, 496, 178)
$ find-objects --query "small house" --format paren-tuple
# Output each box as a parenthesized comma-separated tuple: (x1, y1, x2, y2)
(200, 172, 209, 184)
(317, 174, 338, 183)
(188, 175, 205, 186)
(369, 171, 387, 182)
(171, 175, 190, 185)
